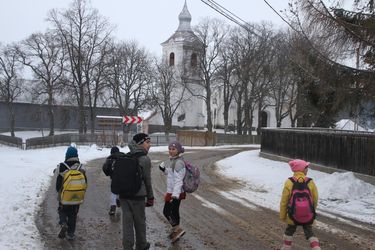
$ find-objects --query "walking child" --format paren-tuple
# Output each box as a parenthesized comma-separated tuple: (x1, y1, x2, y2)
(102, 146, 121, 215)
(279, 159, 321, 250)
(56, 146, 87, 241)
(159, 141, 186, 243)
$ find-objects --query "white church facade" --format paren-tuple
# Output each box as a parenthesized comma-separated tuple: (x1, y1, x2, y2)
(144, 1, 291, 133)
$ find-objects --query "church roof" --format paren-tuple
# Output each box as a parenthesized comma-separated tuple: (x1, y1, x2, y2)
(161, 1, 203, 46)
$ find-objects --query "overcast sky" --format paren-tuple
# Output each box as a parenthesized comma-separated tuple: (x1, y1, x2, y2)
(0, 0, 289, 56)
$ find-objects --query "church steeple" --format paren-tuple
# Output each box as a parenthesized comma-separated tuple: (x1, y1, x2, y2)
(177, 0, 192, 31)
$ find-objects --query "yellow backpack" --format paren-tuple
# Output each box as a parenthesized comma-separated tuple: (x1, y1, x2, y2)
(60, 163, 87, 205)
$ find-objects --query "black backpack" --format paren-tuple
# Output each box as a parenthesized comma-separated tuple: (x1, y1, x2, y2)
(111, 152, 145, 196)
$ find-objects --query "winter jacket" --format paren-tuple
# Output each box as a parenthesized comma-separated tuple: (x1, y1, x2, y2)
(55, 157, 87, 195)
(279, 171, 318, 225)
(162, 155, 186, 199)
(102, 153, 119, 178)
(120, 140, 154, 200)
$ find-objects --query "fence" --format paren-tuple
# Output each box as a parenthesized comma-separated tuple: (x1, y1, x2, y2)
(25, 132, 177, 149)
(176, 130, 216, 146)
(0, 134, 23, 148)
(26, 133, 100, 149)
(3, 130, 259, 149)
(261, 127, 375, 176)
(216, 133, 260, 145)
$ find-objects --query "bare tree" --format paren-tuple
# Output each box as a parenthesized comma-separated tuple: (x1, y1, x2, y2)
(106, 41, 153, 124)
(216, 34, 239, 133)
(0, 44, 24, 136)
(228, 24, 273, 134)
(268, 31, 295, 128)
(227, 27, 252, 135)
(85, 39, 112, 134)
(151, 61, 187, 140)
(48, 0, 113, 134)
(193, 18, 227, 132)
(17, 31, 65, 136)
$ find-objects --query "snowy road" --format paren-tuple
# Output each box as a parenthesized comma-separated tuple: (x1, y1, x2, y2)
(36, 148, 375, 249)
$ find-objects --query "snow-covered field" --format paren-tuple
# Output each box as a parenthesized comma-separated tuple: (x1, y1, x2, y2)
(0, 131, 374, 249)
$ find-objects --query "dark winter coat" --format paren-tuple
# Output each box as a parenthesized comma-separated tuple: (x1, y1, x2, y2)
(102, 153, 120, 178)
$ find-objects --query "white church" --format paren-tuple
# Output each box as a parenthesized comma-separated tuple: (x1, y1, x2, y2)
(144, 1, 291, 133)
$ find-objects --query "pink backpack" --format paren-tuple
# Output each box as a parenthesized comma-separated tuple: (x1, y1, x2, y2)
(287, 177, 316, 225)
(182, 161, 200, 193)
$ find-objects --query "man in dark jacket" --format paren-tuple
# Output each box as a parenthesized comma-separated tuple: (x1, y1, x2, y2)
(56, 146, 87, 241)
(120, 133, 154, 250)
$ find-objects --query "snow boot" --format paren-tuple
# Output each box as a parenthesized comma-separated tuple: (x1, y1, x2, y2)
(309, 236, 321, 250)
(109, 205, 116, 215)
(58, 223, 68, 239)
(66, 234, 75, 241)
(170, 226, 185, 243)
(279, 234, 293, 250)
(141, 242, 150, 250)
(168, 226, 177, 239)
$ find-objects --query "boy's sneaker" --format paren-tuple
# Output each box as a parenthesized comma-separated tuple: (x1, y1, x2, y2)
(142, 242, 150, 250)
(171, 227, 185, 243)
(58, 223, 68, 239)
(116, 199, 121, 207)
(66, 234, 75, 241)
(109, 205, 116, 215)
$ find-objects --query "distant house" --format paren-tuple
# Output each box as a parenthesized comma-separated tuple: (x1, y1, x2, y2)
(335, 119, 368, 131)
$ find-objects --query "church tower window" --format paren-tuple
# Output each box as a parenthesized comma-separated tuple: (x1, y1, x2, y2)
(169, 52, 175, 66)
(191, 53, 197, 67)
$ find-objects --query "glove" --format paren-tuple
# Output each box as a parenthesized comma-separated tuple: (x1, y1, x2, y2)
(145, 197, 154, 207)
(159, 162, 166, 172)
(164, 193, 172, 202)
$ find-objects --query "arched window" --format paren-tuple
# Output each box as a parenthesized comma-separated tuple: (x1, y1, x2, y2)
(169, 52, 175, 66)
(261, 111, 268, 127)
(191, 53, 197, 67)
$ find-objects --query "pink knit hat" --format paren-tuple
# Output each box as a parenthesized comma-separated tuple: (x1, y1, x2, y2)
(288, 159, 310, 172)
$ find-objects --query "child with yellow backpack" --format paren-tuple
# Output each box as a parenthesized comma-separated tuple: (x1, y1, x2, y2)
(279, 159, 320, 250)
(56, 146, 87, 241)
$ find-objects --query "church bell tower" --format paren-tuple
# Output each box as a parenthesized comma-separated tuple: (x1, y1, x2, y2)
(161, 1, 205, 128)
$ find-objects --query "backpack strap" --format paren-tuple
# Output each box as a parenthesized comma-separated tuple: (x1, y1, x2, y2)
(305, 177, 312, 184)
(62, 162, 82, 171)
(76, 163, 82, 171)
(289, 176, 311, 183)
(61, 162, 71, 170)
(128, 152, 145, 179)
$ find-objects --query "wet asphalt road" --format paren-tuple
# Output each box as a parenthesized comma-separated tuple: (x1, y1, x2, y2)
(36, 147, 375, 250)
